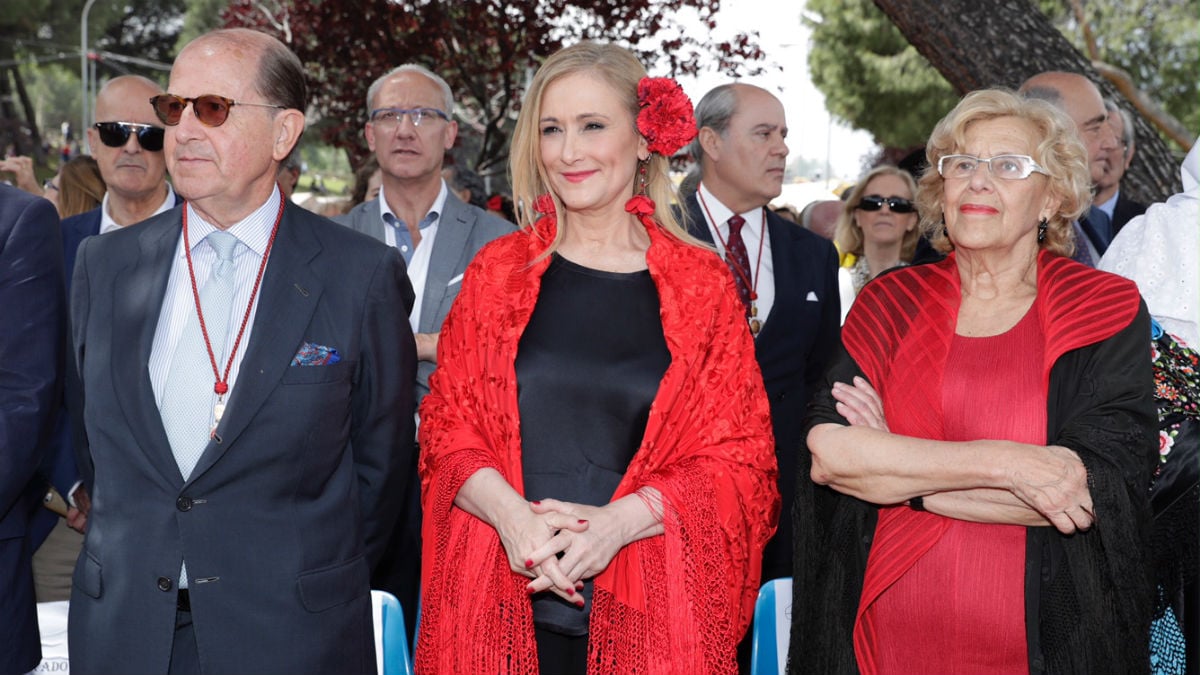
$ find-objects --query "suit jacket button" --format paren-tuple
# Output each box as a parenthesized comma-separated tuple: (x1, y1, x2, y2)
(157, 576, 173, 592)
(176, 496, 193, 512)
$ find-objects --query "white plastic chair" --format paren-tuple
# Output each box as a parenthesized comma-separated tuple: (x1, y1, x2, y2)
(371, 589, 414, 675)
(750, 577, 793, 675)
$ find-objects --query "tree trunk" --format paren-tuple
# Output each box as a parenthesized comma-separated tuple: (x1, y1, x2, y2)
(873, 0, 1182, 203)
(12, 67, 44, 163)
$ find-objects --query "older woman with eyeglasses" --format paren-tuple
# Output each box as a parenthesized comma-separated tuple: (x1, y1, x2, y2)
(834, 165, 921, 322)
(789, 89, 1158, 675)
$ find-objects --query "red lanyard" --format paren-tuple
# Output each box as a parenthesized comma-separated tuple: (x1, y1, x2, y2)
(181, 198, 283, 432)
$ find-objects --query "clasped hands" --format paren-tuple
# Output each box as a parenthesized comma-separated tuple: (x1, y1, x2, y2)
(495, 494, 654, 607)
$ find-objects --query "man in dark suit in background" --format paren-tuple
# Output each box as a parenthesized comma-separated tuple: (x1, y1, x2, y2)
(62, 75, 179, 273)
(69, 28, 415, 675)
(0, 184, 65, 674)
(683, 83, 841, 585)
(1096, 99, 1148, 235)
(1020, 71, 1122, 265)
(334, 64, 513, 636)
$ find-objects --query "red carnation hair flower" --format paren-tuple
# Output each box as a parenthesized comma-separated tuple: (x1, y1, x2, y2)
(636, 77, 697, 157)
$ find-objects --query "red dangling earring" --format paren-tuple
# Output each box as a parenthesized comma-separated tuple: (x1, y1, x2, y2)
(638, 159, 648, 195)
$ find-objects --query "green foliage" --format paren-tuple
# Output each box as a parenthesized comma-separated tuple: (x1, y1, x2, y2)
(176, 0, 228, 53)
(804, 0, 959, 149)
(1051, 0, 1199, 136)
(806, 0, 1199, 149)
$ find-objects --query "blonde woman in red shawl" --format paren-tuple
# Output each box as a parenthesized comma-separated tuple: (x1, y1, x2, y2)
(416, 42, 778, 675)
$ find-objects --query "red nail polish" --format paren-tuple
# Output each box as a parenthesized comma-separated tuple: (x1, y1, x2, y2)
(524, 559, 533, 569)
(526, 586, 535, 595)
(575, 600, 585, 608)
(531, 500, 541, 505)
(566, 588, 575, 596)
(577, 519, 588, 524)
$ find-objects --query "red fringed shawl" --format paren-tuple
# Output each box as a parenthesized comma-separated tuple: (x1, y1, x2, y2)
(841, 251, 1141, 673)
(416, 199, 779, 675)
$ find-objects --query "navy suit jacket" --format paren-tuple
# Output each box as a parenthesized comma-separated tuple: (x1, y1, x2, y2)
(1111, 191, 1148, 236)
(30, 196, 185, 551)
(0, 184, 66, 674)
(333, 188, 512, 640)
(684, 193, 840, 580)
(68, 202, 416, 675)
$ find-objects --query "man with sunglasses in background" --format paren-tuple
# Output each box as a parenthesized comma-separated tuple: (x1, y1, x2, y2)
(29, 75, 183, 612)
(68, 29, 416, 675)
(681, 84, 840, 641)
(333, 64, 513, 645)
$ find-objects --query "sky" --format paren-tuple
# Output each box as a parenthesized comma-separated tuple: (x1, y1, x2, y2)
(668, 0, 878, 183)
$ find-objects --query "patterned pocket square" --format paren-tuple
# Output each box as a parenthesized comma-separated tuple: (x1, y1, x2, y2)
(291, 342, 341, 366)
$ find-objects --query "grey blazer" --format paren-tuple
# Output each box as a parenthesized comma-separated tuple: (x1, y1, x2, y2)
(334, 190, 515, 402)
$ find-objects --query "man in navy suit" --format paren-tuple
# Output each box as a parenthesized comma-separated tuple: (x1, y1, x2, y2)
(1096, 99, 1148, 235)
(1020, 71, 1122, 264)
(0, 184, 65, 674)
(33, 75, 182, 604)
(683, 83, 840, 584)
(69, 28, 415, 674)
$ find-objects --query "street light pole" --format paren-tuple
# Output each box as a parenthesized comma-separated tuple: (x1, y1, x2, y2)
(80, 0, 97, 154)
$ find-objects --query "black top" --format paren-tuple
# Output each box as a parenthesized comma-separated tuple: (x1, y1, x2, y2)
(516, 253, 670, 636)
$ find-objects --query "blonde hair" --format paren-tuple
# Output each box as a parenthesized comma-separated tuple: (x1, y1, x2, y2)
(834, 164, 920, 261)
(509, 42, 698, 251)
(57, 155, 106, 218)
(916, 88, 1091, 256)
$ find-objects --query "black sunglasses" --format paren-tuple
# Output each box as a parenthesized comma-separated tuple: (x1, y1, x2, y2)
(149, 94, 287, 128)
(93, 122, 165, 152)
(857, 195, 916, 214)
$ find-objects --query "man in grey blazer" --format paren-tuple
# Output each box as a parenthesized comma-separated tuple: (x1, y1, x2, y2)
(333, 63, 513, 636)
(69, 29, 416, 675)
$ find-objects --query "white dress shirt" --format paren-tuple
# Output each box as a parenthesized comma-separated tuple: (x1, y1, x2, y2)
(696, 182, 776, 325)
(377, 181, 449, 332)
(149, 188, 282, 411)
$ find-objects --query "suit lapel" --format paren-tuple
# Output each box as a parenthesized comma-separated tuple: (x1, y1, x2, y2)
(363, 200, 389, 242)
(684, 194, 716, 245)
(186, 206, 324, 481)
(112, 215, 184, 485)
(420, 196, 470, 333)
(755, 214, 798, 343)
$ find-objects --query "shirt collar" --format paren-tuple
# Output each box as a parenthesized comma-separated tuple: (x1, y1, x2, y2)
(100, 183, 177, 234)
(377, 180, 449, 230)
(1097, 189, 1119, 219)
(182, 185, 281, 257)
(697, 182, 764, 235)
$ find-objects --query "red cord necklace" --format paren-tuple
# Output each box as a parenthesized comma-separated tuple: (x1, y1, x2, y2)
(698, 187, 766, 335)
(182, 197, 283, 437)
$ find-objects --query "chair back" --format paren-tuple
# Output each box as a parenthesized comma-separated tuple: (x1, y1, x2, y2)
(372, 589, 414, 675)
(750, 577, 793, 675)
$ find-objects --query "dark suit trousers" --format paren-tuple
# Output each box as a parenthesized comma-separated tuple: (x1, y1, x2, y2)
(168, 604, 200, 675)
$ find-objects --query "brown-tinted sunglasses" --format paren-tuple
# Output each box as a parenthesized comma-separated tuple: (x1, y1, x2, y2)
(149, 94, 287, 127)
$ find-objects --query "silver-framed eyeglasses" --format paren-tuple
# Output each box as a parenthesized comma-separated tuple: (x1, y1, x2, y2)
(937, 154, 1050, 181)
(369, 107, 450, 128)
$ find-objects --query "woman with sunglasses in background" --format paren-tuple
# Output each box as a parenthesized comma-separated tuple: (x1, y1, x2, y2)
(789, 89, 1157, 674)
(833, 165, 920, 323)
